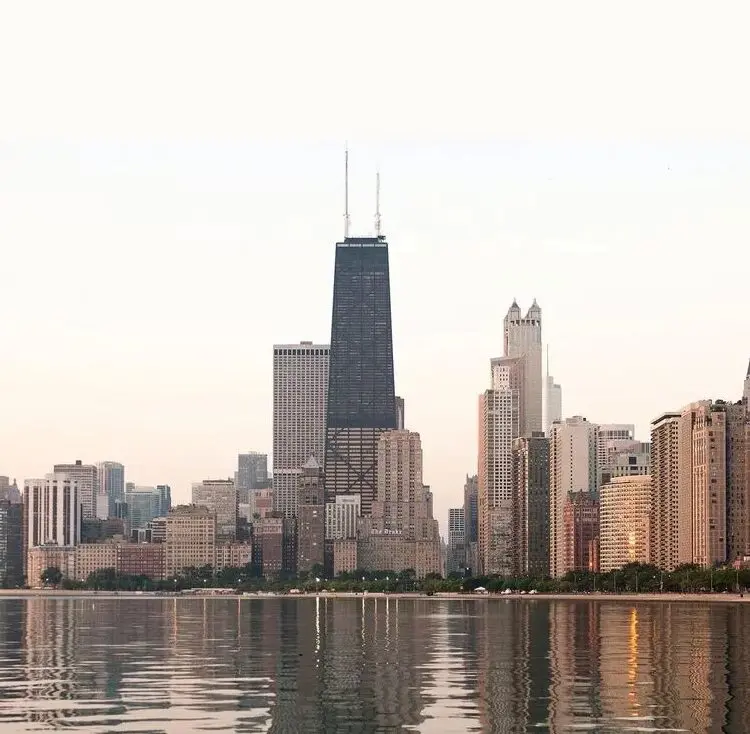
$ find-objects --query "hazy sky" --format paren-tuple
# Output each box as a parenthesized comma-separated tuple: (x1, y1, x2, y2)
(1, 2, 749, 529)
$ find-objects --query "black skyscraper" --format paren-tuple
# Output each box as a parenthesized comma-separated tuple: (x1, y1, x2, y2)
(324, 235, 397, 516)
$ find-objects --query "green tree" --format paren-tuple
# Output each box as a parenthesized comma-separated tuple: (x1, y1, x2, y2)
(41, 567, 63, 587)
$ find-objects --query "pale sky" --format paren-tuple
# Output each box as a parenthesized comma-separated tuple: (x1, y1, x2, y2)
(1, 2, 749, 531)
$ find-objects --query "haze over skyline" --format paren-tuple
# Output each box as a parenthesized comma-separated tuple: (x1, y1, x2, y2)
(1, 3, 749, 527)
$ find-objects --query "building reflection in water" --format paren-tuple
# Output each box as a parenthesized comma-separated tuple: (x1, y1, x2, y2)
(2, 597, 750, 732)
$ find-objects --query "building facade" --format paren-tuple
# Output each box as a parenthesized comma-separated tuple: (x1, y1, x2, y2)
(53, 461, 97, 521)
(296, 456, 325, 574)
(191, 479, 238, 541)
(95, 461, 124, 519)
(599, 442, 650, 487)
(549, 417, 598, 577)
(273, 341, 329, 519)
(512, 432, 550, 576)
(650, 412, 681, 571)
(164, 505, 216, 578)
(24, 474, 81, 549)
(323, 235, 398, 519)
(463, 475, 479, 573)
(599, 475, 652, 572)
(27, 546, 75, 588)
(236, 452, 269, 504)
(125, 485, 166, 531)
(503, 299, 542, 435)
(0, 500, 23, 587)
(358, 431, 442, 578)
(478, 358, 521, 575)
(562, 490, 599, 574)
(447, 508, 466, 575)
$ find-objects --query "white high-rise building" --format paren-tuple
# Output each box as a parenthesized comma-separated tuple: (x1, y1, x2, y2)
(549, 417, 598, 578)
(53, 460, 97, 520)
(272, 342, 329, 518)
(478, 357, 522, 575)
(325, 494, 360, 540)
(23, 473, 81, 548)
(503, 300, 542, 435)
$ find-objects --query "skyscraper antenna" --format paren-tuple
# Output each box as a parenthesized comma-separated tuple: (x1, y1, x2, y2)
(344, 146, 351, 239)
(375, 171, 382, 237)
(546, 344, 550, 377)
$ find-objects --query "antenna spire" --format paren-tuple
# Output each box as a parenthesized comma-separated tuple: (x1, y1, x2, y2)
(344, 146, 350, 239)
(375, 171, 382, 237)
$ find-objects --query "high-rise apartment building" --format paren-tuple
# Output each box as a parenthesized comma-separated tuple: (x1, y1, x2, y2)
(463, 475, 478, 544)
(679, 401, 727, 567)
(478, 358, 521, 575)
(599, 475, 652, 572)
(0, 499, 24, 587)
(358, 431, 441, 578)
(726, 401, 750, 562)
(325, 494, 361, 541)
(23, 474, 82, 548)
(297, 456, 325, 574)
(512, 432, 550, 576)
(599, 441, 650, 487)
(562, 490, 599, 573)
(53, 460, 97, 520)
(164, 505, 216, 577)
(597, 424, 636, 472)
(651, 396, 749, 570)
(463, 474, 479, 572)
(323, 234, 398, 518)
(549, 417, 598, 577)
(95, 461, 124, 520)
(447, 508, 466, 575)
(191, 479, 238, 541)
(650, 412, 681, 571)
(235, 452, 269, 506)
(273, 343, 329, 518)
(503, 299, 542, 435)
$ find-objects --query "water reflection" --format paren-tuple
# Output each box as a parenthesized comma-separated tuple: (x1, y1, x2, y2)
(0, 596, 748, 732)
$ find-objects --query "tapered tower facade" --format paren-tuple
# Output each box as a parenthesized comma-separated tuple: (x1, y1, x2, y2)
(504, 300, 542, 435)
(323, 235, 398, 517)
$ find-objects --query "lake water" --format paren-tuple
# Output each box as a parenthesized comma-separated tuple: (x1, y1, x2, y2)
(0, 596, 748, 732)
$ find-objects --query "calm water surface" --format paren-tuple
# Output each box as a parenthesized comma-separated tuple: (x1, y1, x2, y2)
(0, 597, 748, 732)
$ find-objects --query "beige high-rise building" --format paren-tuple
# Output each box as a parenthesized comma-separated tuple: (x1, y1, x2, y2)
(599, 475, 652, 572)
(679, 401, 727, 567)
(726, 401, 750, 562)
(357, 430, 441, 578)
(650, 412, 681, 571)
(478, 358, 521, 575)
(549, 417, 598, 577)
(503, 299, 542, 435)
(191, 479, 238, 541)
(165, 505, 216, 577)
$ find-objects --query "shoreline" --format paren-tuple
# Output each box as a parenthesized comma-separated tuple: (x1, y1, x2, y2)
(0, 590, 748, 603)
